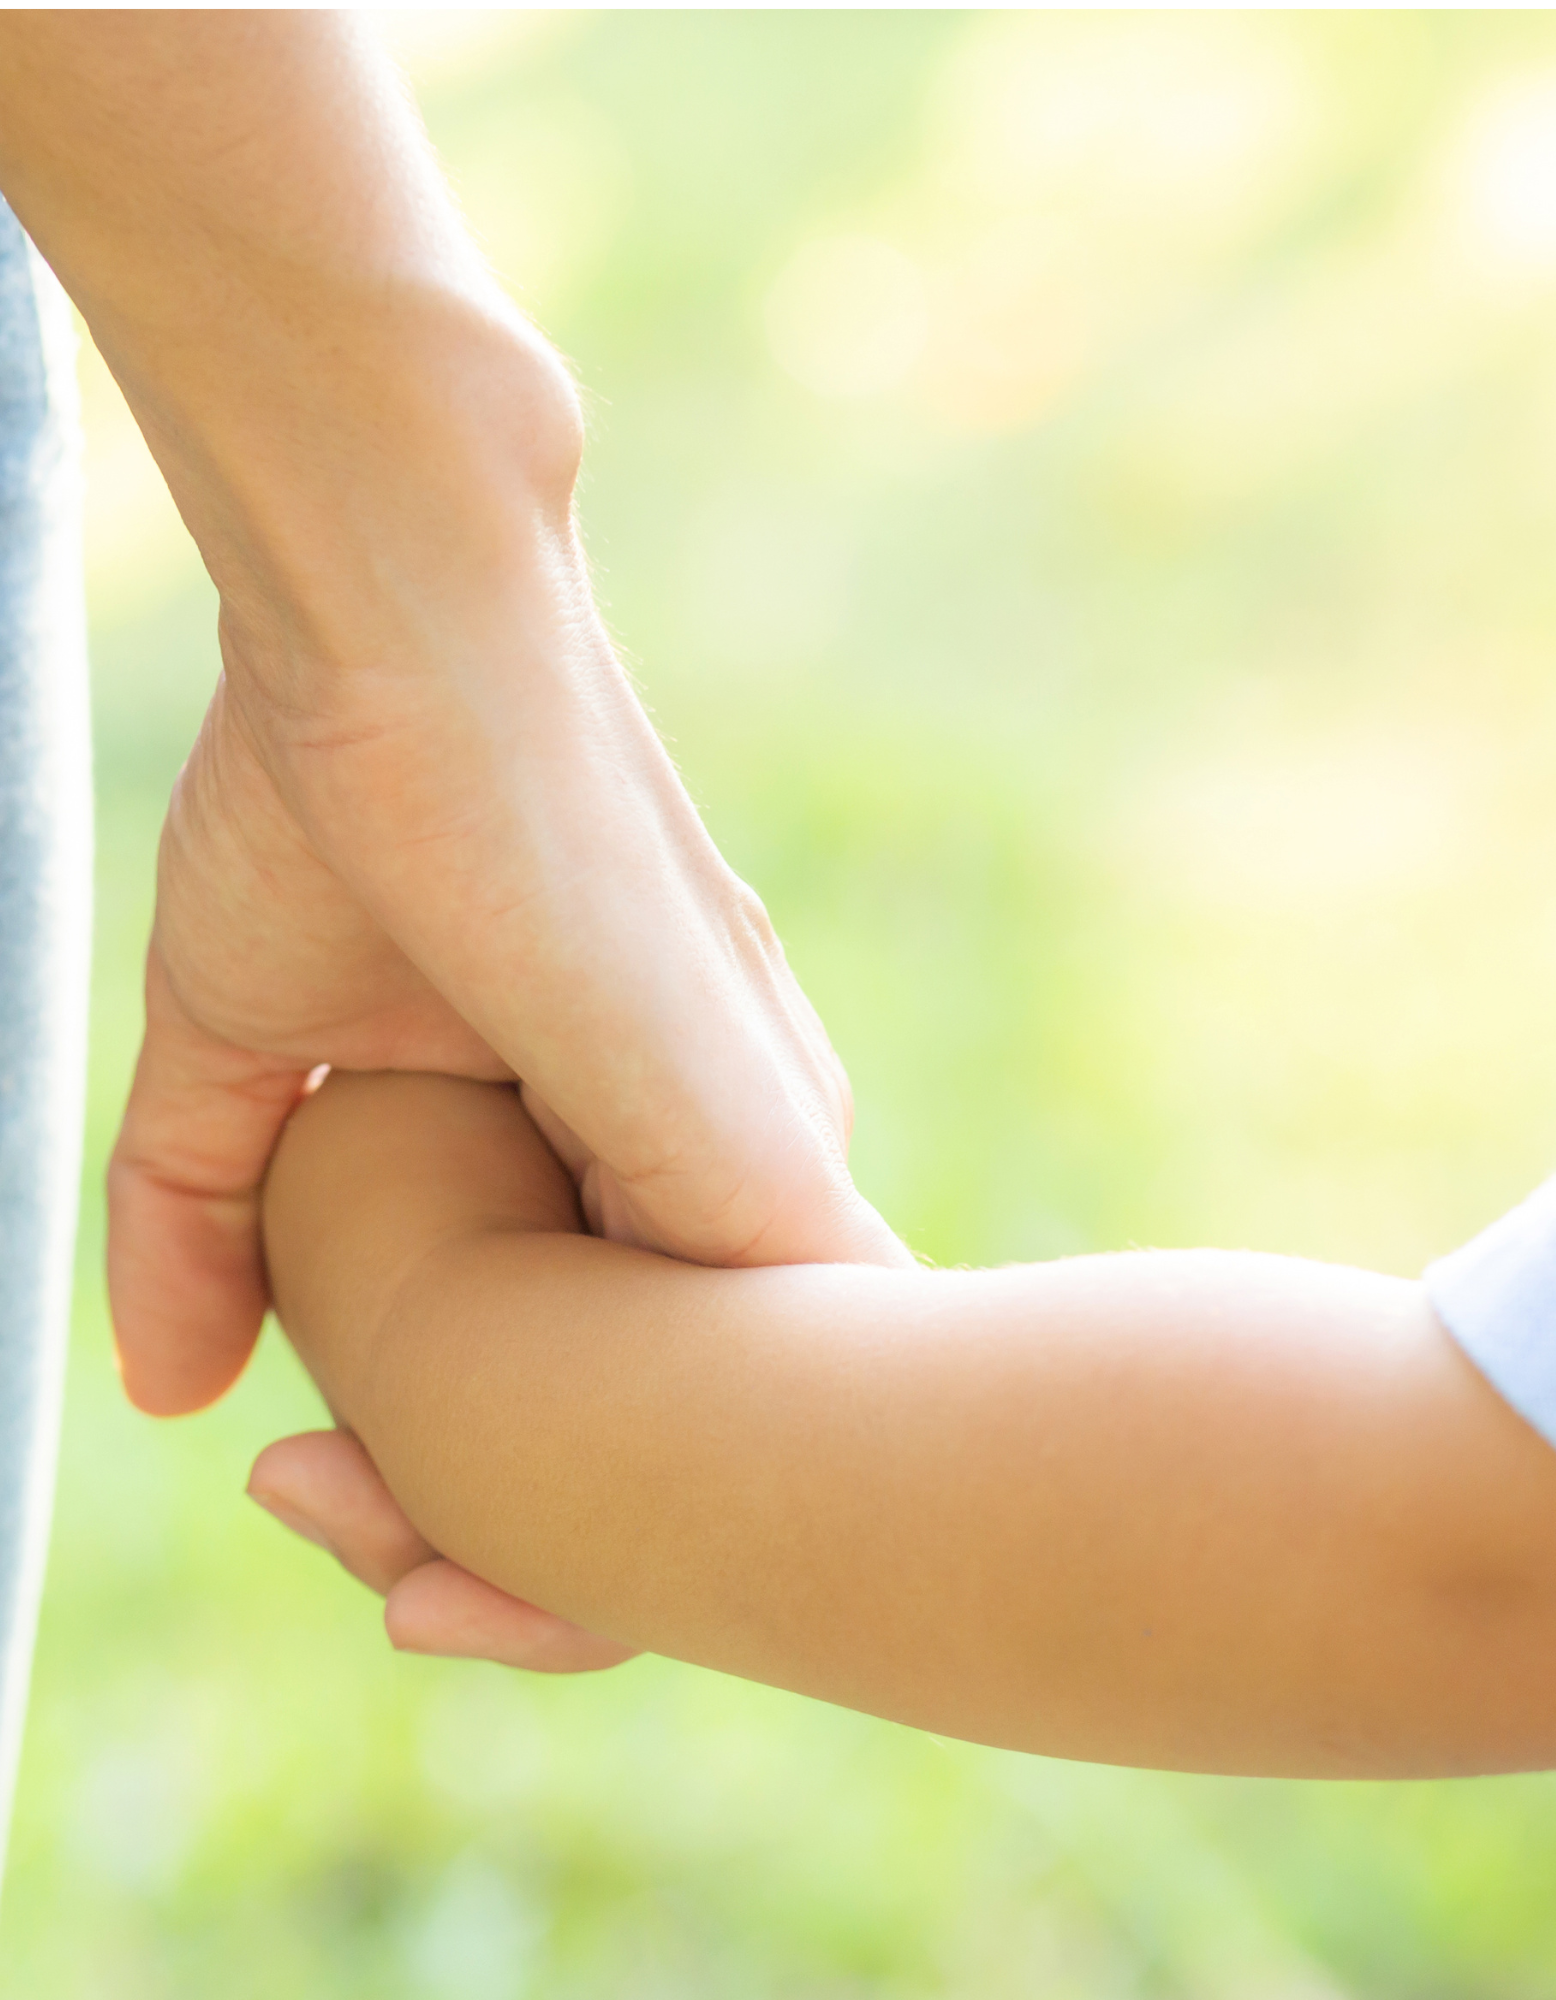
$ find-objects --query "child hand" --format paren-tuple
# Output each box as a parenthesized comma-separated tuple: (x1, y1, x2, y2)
(254, 1074, 639, 1672)
(249, 1427, 636, 1673)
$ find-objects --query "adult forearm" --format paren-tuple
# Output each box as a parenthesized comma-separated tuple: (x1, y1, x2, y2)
(46, 16, 896, 1426)
(0, 11, 580, 678)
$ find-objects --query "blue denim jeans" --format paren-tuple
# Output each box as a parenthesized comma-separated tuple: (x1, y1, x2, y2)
(0, 198, 91, 1872)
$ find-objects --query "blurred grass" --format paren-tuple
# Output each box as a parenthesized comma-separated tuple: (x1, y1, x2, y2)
(8, 11, 1556, 1994)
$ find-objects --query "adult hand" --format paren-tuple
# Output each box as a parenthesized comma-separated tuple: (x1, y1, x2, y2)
(0, 12, 907, 1667)
(0, 14, 905, 1415)
(108, 462, 906, 1413)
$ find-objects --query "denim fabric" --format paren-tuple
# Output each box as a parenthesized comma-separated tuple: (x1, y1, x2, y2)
(0, 198, 91, 1873)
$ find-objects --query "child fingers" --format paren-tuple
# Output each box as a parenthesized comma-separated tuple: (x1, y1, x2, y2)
(248, 1428, 437, 1592)
(248, 1429, 639, 1674)
(384, 1560, 638, 1675)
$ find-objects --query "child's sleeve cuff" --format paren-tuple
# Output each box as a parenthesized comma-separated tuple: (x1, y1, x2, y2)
(1425, 1175, 1556, 1448)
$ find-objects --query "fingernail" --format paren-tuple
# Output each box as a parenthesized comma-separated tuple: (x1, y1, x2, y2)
(387, 1629, 435, 1657)
(248, 1490, 340, 1562)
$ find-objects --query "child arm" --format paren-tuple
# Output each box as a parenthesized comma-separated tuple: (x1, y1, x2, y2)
(263, 1071, 1556, 1778)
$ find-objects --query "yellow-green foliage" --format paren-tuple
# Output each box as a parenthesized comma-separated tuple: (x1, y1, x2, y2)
(11, 13, 1556, 1995)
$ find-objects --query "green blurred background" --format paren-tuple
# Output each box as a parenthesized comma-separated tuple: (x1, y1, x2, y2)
(9, 10, 1556, 1993)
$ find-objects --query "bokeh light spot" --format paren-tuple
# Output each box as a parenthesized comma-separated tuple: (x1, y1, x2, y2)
(765, 235, 928, 399)
(1455, 73, 1556, 277)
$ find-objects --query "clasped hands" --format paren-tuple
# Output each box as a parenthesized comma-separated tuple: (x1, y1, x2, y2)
(106, 403, 906, 1676)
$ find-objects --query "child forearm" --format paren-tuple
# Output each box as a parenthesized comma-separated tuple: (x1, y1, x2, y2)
(266, 1075, 1556, 1778)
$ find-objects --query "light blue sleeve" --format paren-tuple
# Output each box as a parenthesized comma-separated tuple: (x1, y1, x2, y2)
(1425, 1175, 1556, 1447)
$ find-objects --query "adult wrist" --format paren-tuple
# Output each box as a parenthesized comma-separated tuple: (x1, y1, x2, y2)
(113, 280, 590, 715)
(0, 13, 590, 697)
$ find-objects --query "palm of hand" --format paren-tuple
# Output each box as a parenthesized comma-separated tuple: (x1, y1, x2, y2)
(108, 676, 508, 1414)
(112, 613, 907, 1672)
(111, 682, 630, 1669)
